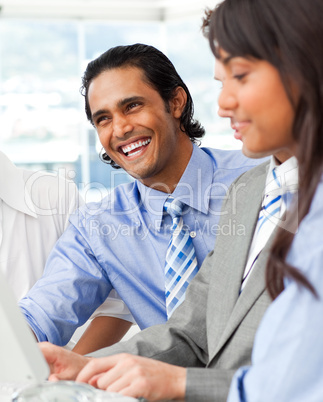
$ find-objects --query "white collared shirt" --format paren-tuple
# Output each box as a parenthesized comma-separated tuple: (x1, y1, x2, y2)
(0, 151, 83, 300)
(0, 151, 134, 333)
(241, 156, 299, 290)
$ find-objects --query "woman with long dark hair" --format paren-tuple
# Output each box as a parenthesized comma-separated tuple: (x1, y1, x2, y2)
(206, 0, 323, 399)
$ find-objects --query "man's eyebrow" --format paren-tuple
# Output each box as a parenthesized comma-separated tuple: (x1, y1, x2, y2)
(118, 96, 145, 108)
(91, 96, 145, 121)
(92, 108, 109, 121)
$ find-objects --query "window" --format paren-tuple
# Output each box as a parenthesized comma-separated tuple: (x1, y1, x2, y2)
(0, 16, 240, 200)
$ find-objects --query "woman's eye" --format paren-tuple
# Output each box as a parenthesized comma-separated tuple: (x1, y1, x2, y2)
(233, 73, 247, 81)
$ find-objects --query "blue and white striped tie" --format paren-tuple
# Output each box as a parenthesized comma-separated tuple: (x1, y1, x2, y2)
(257, 168, 282, 233)
(164, 196, 198, 318)
(241, 167, 282, 290)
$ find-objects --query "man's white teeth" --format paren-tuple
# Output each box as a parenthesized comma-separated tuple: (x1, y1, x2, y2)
(122, 138, 151, 154)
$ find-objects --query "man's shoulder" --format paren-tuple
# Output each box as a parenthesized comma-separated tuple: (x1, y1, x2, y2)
(201, 147, 268, 170)
(77, 180, 138, 219)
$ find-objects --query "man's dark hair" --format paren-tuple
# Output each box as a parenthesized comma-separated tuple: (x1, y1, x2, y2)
(80, 43, 205, 168)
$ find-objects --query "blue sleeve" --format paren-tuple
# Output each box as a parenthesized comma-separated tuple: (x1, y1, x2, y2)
(227, 246, 323, 401)
(19, 219, 113, 346)
(227, 367, 249, 402)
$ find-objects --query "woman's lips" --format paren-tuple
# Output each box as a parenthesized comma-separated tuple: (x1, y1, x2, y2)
(231, 121, 250, 141)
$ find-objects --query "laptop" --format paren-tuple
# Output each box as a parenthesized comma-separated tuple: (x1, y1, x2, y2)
(0, 268, 49, 385)
(0, 270, 140, 401)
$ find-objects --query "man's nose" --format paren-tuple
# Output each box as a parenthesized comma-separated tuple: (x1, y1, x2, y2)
(112, 114, 134, 138)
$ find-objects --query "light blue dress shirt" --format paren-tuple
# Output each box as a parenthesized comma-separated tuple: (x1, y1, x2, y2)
(19, 145, 263, 346)
(228, 176, 323, 402)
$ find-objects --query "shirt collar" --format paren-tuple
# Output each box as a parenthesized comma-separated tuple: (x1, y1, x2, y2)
(267, 155, 298, 192)
(0, 151, 37, 217)
(136, 144, 214, 230)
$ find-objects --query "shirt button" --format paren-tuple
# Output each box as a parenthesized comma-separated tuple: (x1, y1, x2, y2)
(190, 231, 196, 238)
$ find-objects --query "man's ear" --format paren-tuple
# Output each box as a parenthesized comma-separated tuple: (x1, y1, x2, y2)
(170, 86, 187, 119)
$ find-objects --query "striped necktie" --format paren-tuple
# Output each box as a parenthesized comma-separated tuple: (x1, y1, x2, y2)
(164, 196, 199, 317)
(241, 168, 282, 290)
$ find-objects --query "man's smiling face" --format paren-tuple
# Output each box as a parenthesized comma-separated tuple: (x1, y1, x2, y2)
(88, 66, 193, 191)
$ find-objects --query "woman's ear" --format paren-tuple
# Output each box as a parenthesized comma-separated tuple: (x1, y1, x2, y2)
(170, 86, 187, 118)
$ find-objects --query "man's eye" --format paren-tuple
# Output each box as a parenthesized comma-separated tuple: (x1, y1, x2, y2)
(96, 116, 111, 126)
(127, 102, 140, 111)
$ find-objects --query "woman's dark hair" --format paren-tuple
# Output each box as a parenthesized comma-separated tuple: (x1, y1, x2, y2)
(80, 43, 205, 168)
(204, 0, 323, 299)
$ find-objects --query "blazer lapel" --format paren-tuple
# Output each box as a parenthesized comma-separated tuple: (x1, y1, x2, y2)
(210, 230, 277, 361)
(207, 163, 269, 360)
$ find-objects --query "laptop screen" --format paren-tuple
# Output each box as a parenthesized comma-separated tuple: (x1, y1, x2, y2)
(0, 269, 49, 383)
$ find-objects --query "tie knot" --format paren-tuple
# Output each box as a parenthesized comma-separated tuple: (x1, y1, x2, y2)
(164, 196, 184, 219)
(272, 168, 281, 188)
(264, 168, 282, 199)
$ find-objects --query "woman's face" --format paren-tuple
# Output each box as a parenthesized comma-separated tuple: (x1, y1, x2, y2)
(215, 49, 297, 163)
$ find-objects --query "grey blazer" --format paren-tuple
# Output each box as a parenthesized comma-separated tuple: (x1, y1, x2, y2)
(91, 161, 273, 402)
